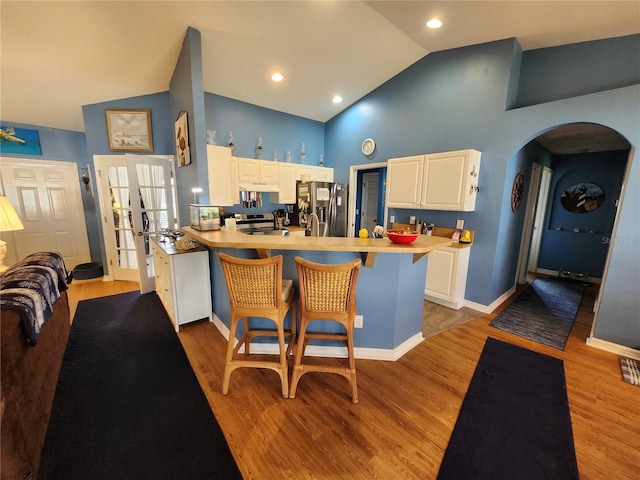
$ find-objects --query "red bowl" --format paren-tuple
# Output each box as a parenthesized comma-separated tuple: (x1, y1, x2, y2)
(386, 229, 419, 244)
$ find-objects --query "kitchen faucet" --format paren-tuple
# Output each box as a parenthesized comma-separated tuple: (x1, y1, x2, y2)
(307, 212, 320, 237)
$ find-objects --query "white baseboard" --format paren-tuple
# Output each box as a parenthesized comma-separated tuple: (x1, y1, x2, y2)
(212, 314, 424, 361)
(586, 337, 640, 360)
(536, 268, 601, 284)
(463, 286, 516, 314)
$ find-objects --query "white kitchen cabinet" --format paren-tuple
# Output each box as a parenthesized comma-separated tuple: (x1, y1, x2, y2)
(421, 150, 481, 211)
(207, 145, 237, 206)
(386, 155, 424, 208)
(151, 237, 212, 332)
(314, 166, 334, 182)
(237, 158, 279, 184)
(386, 149, 481, 211)
(273, 163, 297, 204)
(424, 246, 470, 310)
(295, 165, 334, 182)
(295, 164, 313, 180)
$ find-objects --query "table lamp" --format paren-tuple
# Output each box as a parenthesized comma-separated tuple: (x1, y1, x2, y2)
(0, 195, 25, 273)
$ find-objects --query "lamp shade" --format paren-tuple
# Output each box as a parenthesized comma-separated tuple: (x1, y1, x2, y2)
(0, 195, 24, 232)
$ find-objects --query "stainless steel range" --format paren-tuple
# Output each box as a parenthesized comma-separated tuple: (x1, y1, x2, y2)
(232, 213, 288, 235)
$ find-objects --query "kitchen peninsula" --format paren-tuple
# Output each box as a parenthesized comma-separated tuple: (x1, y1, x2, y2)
(184, 226, 451, 360)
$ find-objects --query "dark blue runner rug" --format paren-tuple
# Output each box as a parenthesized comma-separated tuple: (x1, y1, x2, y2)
(489, 277, 585, 350)
(38, 292, 241, 480)
(437, 337, 578, 480)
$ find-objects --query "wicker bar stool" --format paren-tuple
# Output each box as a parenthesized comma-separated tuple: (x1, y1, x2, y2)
(218, 253, 296, 398)
(290, 256, 361, 403)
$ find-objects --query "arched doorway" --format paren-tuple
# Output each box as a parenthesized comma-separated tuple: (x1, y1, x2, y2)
(515, 122, 632, 292)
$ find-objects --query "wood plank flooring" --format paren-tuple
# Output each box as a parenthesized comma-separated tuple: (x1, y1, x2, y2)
(67, 278, 640, 479)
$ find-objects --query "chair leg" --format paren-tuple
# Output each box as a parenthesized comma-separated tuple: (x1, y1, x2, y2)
(222, 316, 240, 395)
(242, 317, 251, 354)
(289, 318, 308, 399)
(346, 325, 358, 403)
(277, 323, 289, 398)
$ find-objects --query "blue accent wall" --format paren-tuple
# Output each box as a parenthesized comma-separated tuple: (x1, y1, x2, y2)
(0, 122, 105, 262)
(3, 31, 639, 350)
(537, 150, 628, 277)
(169, 27, 207, 226)
(203, 92, 324, 214)
(324, 36, 639, 348)
(516, 35, 640, 107)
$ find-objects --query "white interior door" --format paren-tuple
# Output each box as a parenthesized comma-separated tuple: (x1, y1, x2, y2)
(528, 166, 553, 272)
(94, 155, 174, 293)
(126, 154, 175, 294)
(516, 163, 542, 284)
(361, 172, 379, 232)
(0, 157, 91, 270)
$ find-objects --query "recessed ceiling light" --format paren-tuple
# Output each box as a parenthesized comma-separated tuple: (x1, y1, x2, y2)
(271, 72, 284, 82)
(426, 18, 442, 29)
(332, 95, 343, 104)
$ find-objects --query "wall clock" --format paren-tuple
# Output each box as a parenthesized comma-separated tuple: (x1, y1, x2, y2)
(511, 171, 525, 212)
(362, 138, 375, 156)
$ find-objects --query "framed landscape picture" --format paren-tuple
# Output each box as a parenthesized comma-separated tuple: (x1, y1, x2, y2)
(105, 109, 153, 152)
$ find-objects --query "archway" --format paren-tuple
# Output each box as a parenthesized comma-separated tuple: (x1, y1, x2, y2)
(515, 123, 631, 285)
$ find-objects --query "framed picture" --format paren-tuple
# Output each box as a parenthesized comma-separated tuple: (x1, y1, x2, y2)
(0, 125, 42, 155)
(105, 109, 153, 152)
(175, 111, 190, 167)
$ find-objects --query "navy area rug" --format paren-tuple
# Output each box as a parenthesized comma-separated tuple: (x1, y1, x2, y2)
(38, 292, 241, 480)
(489, 277, 585, 350)
(437, 338, 578, 480)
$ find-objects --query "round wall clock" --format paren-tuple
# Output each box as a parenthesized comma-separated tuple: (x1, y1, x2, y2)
(511, 172, 525, 212)
(361, 138, 375, 156)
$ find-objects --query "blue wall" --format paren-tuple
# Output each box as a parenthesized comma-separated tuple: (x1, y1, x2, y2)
(516, 35, 640, 107)
(203, 92, 325, 215)
(0, 122, 106, 262)
(2, 32, 639, 349)
(537, 150, 627, 277)
(324, 36, 639, 347)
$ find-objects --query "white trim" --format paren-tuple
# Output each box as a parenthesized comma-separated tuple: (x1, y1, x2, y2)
(535, 267, 601, 284)
(586, 337, 640, 361)
(348, 161, 388, 237)
(463, 286, 516, 314)
(211, 313, 425, 361)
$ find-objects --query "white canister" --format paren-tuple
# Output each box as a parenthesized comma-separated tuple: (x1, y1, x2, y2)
(225, 218, 237, 230)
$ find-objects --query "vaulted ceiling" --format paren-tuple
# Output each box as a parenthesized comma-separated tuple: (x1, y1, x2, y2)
(1, 0, 638, 145)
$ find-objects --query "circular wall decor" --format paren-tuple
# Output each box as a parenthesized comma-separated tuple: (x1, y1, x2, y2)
(511, 171, 525, 212)
(361, 138, 375, 156)
(561, 182, 604, 213)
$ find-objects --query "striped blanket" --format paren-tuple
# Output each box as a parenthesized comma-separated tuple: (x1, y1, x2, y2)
(0, 252, 70, 345)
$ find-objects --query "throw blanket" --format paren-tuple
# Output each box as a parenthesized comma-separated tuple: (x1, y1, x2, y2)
(0, 252, 70, 345)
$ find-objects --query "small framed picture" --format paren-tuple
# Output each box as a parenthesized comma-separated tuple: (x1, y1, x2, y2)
(105, 109, 153, 152)
(175, 111, 191, 167)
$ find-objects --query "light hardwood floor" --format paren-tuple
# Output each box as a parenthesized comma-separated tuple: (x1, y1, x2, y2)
(67, 278, 640, 479)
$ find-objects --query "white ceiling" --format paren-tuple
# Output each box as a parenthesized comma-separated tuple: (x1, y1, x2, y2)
(1, 1, 639, 134)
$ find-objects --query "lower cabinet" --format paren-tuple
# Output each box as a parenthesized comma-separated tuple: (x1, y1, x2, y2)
(151, 238, 212, 331)
(424, 246, 470, 310)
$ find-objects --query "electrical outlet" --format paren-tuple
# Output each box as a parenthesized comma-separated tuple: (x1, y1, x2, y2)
(354, 315, 363, 328)
(390, 215, 395, 224)
(456, 219, 464, 229)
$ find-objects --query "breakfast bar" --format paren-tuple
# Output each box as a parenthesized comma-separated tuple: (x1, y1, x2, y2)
(183, 226, 452, 360)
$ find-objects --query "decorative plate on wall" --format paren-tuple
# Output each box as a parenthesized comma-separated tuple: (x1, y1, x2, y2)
(511, 171, 525, 212)
(561, 182, 605, 213)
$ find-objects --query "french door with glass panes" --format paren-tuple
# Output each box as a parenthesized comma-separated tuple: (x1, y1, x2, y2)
(94, 154, 175, 293)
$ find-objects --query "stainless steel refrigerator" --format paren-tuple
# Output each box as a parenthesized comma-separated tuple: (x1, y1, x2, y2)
(293, 181, 348, 237)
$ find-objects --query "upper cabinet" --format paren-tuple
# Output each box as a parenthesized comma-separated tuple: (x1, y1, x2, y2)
(272, 163, 297, 204)
(207, 145, 238, 206)
(386, 149, 481, 211)
(236, 158, 279, 191)
(295, 165, 334, 182)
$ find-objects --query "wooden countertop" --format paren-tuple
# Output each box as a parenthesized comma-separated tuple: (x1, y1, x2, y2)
(182, 226, 452, 267)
